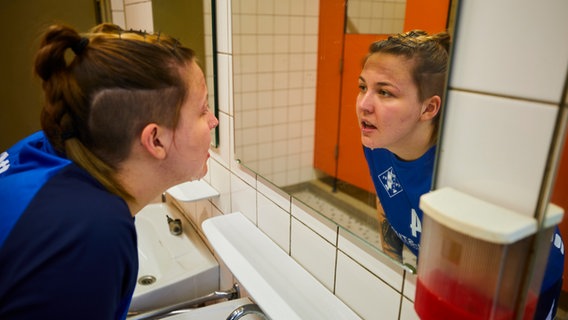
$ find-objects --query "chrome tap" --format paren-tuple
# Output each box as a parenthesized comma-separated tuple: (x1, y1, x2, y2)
(226, 303, 269, 320)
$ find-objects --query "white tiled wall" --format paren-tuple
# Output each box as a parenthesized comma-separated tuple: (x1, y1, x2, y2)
(346, 0, 406, 34)
(116, 0, 568, 318)
(436, 0, 568, 218)
(110, 0, 126, 28)
(232, 0, 319, 187)
(123, 0, 154, 32)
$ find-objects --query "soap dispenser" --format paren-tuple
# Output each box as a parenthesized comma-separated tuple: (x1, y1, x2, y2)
(414, 187, 563, 320)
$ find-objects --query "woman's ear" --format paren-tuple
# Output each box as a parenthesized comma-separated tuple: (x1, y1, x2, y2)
(140, 123, 170, 160)
(420, 95, 442, 121)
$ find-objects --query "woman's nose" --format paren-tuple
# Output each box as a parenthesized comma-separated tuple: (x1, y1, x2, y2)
(209, 114, 219, 129)
(357, 92, 374, 114)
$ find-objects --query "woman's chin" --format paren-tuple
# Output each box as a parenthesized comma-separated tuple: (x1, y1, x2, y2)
(361, 138, 378, 150)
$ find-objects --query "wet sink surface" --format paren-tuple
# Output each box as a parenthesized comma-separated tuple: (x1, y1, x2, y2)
(130, 203, 219, 312)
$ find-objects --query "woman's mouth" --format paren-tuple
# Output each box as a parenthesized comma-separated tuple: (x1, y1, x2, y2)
(361, 120, 377, 130)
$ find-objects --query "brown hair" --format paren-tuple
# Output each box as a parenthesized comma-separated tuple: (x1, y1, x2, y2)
(34, 23, 196, 200)
(367, 30, 450, 143)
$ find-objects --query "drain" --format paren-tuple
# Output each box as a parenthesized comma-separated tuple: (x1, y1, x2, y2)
(137, 275, 156, 286)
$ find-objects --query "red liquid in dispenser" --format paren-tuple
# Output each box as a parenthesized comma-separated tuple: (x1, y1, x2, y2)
(414, 273, 537, 320)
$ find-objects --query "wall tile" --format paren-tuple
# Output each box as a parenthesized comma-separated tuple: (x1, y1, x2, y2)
(230, 172, 257, 223)
(230, 163, 257, 189)
(124, 2, 153, 32)
(290, 218, 336, 291)
(274, 1, 290, 15)
(305, 0, 319, 16)
(209, 159, 232, 214)
(111, 12, 126, 29)
(110, 0, 124, 10)
(258, 0, 274, 15)
(403, 272, 417, 301)
(257, 192, 291, 253)
(338, 229, 404, 292)
(217, 252, 235, 292)
(400, 297, 420, 320)
(437, 90, 558, 216)
(335, 251, 401, 319)
(291, 198, 337, 244)
(450, 0, 568, 103)
(216, 0, 232, 54)
(172, 197, 197, 227)
(257, 176, 291, 212)
(217, 54, 231, 115)
(211, 111, 231, 166)
(194, 200, 215, 232)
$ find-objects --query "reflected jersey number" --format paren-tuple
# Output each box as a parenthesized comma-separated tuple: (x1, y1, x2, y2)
(410, 209, 422, 238)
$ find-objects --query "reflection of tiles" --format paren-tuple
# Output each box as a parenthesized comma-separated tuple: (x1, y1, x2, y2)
(291, 189, 380, 248)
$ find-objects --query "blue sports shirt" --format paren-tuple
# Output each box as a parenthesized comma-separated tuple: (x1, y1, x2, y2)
(364, 145, 436, 256)
(363, 145, 564, 319)
(0, 131, 138, 319)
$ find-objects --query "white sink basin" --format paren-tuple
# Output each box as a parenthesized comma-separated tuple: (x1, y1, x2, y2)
(129, 203, 219, 312)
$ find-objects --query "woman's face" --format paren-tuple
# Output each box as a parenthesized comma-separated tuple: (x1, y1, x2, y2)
(169, 61, 218, 182)
(357, 52, 428, 157)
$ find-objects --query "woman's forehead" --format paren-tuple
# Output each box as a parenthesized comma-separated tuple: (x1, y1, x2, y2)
(363, 53, 415, 82)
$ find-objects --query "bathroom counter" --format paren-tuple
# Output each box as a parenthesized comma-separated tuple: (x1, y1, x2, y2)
(202, 212, 361, 320)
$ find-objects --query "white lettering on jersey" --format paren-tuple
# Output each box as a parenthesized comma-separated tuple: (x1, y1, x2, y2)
(410, 208, 422, 238)
(0, 151, 10, 174)
(553, 233, 564, 255)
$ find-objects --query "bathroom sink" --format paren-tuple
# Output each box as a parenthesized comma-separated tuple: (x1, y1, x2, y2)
(161, 298, 265, 320)
(129, 203, 220, 312)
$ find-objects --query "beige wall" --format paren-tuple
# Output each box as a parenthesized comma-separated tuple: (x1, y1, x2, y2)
(0, 0, 98, 151)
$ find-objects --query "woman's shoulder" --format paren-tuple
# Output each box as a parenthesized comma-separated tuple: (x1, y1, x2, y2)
(33, 164, 133, 224)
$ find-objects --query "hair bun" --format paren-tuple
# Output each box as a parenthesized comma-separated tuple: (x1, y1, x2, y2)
(71, 37, 89, 55)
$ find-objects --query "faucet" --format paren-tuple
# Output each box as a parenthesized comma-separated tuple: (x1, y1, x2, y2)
(166, 215, 182, 235)
(127, 284, 241, 319)
(161, 192, 182, 235)
(226, 303, 269, 320)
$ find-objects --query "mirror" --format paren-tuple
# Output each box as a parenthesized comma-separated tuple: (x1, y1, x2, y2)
(152, 0, 219, 147)
(233, 0, 455, 271)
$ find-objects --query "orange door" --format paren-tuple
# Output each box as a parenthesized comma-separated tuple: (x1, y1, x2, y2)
(336, 34, 388, 193)
(315, 0, 450, 193)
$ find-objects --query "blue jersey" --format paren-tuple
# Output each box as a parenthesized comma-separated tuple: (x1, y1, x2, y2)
(0, 131, 138, 319)
(364, 146, 436, 256)
(364, 145, 564, 319)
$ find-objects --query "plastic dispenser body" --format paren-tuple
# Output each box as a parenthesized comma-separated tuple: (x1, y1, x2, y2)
(414, 188, 563, 320)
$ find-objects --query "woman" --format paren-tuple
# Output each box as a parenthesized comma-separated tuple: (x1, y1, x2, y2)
(357, 30, 448, 262)
(0, 23, 218, 319)
(357, 30, 562, 319)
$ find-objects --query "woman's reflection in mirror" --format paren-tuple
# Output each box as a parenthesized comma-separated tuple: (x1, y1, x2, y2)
(357, 30, 564, 319)
(357, 30, 449, 264)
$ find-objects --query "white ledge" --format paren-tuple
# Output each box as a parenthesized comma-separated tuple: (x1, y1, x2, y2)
(202, 212, 361, 320)
(167, 180, 219, 202)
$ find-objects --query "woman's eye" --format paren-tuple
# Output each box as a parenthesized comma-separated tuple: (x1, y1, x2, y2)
(378, 89, 392, 97)
(358, 84, 367, 92)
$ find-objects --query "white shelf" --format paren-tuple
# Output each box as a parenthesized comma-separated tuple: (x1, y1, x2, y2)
(167, 180, 219, 202)
(202, 212, 361, 320)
